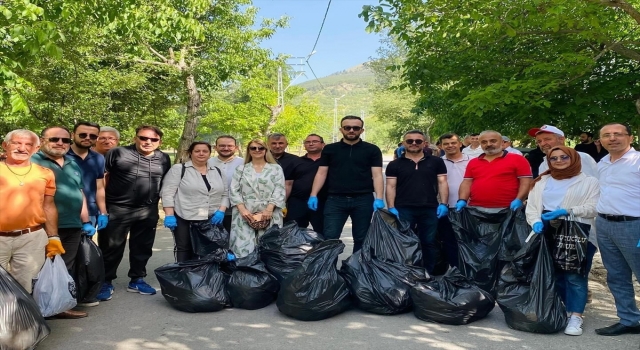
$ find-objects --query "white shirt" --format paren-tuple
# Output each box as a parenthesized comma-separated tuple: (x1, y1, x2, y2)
(208, 156, 244, 188)
(441, 154, 471, 208)
(539, 151, 598, 178)
(596, 148, 640, 217)
(542, 177, 580, 211)
(505, 147, 523, 156)
(462, 145, 484, 158)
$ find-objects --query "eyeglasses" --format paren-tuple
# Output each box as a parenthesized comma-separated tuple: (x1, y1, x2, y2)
(549, 155, 570, 162)
(249, 146, 266, 151)
(342, 126, 362, 131)
(98, 136, 118, 142)
(44, 137, 72, 144)
(600, 133, 629, 139)
(78, 133, 99, 140)
(405, 139, 424, 145)
(137, 136, 160, 142)
(304, 140, 322, 145)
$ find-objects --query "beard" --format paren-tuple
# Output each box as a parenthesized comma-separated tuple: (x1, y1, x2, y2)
(42, 147, 68, 157)
(343, 133, 359, 140)
(483, 146, 502, 156)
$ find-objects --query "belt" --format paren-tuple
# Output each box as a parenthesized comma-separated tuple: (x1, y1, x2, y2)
(329, 193, 371, 198)
(598, 213, 640, 222)
(0, 224, 44, 237)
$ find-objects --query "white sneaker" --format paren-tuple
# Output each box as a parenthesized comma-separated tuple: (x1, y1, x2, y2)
(565, 315, 583, 336)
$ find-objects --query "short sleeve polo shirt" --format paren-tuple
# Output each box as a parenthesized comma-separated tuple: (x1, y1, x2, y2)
(32, 151, 85, 228)
(66, 148, 105, 216)
(464, 151, 532, 208)
(319, 139, 383, 195)
(275, 152, 300, 181)
(386, 155, 447, 208)
(290, 154, 326, 199)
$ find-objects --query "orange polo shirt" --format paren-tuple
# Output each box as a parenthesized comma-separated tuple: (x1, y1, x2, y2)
(0, 162, 56, 231)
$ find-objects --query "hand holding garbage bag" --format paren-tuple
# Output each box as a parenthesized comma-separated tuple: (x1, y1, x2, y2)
(32, 256, 77, 317)
(541, 208, 569, 221)
(436, 204, 449, 218)
(388, 207, 399, 218)
(455, 200, 467, 212)
(210, 210, 225, 225)
(509, 199, 523, 211)
(228, 251, 279, 310)
(45, 236, 65, 258)
(532, 222, 544, 234)
(373, 198, 385, 211)
(82, 222, 96, 236)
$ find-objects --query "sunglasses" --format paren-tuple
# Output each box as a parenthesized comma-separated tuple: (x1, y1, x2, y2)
(249, 146, 266, 151)
(137, 136, 160, 142)
(44, 137, 72, 144)
(78, 133, 99, 140)
(342, 126, 362, 131)
(405, 139, 424, 145)
(549, 155, 570, 162)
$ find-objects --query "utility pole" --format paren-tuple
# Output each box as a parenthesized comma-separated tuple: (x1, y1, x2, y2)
(277, 67, 284, 110)
(361, 110, 366, 141)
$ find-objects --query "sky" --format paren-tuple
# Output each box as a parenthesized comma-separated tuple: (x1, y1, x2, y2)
(253, 0, 382, 83)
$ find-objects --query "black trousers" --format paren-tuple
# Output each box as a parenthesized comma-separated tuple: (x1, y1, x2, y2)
(59, 227, 82, 279)
(222, 213, 232, 236)
(285, 196, 325, 235)
(172, 215, 195, 262)
(98, 204, 158, 282)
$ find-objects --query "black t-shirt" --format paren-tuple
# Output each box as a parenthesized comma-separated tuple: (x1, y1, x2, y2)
(319, 139, 383, 195)
(574, 143, 599, 162)
(385, 154, 447, 208)
(290, 154, 326, 199)
(275, 152, 299, 181)
(105, 145, 171, 207)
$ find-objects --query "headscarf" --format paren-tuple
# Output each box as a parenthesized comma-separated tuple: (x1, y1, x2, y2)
(530, 145, 582, 191)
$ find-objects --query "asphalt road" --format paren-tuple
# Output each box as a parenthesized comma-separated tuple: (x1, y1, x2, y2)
(36, 221, 640, 350)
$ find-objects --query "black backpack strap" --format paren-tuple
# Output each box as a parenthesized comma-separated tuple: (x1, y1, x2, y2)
(180, 163, 186, 180)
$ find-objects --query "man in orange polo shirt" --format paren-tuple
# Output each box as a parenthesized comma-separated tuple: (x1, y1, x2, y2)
(0, 129, 64, 293)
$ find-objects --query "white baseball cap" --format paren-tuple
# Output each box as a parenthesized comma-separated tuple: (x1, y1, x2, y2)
(527, 125, 565, 137)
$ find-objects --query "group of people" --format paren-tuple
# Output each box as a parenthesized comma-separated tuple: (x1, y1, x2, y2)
(0, 116, 638, 339)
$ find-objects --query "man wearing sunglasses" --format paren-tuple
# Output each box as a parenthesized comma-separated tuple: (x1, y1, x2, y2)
(32, 126, 96, 319)
(386, 130, 449, 273)
(97, 125, 171, 301)
(308, 116, 384, 253)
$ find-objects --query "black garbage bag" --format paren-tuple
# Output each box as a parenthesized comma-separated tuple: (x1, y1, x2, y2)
(547, 219, 589, 275)
(0, 266, 50, 350)
(277, 240, 352, 321)
(228, 251, 279, 310)
(448, 207, 511, 295)
(411, 267, 495, 325)
(340, 249, 430, 315)
(258, 222, 324, 282)
(76, 234, 105, 302)
(497, 235, 568, 333)
(499, 208, 531, 262)
(190, 220, 229, 256)
(362, 209, 422, 266)
(154, 249, 231, 313)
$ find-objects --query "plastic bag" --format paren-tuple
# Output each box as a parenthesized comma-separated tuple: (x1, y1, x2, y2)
(228, 251, 279, 310)
(0, 266, 50, 350)
(154, 249, 231, 313)
(32, 256, 77, 317)
(190, 220, 229, 256)
(258, 222, 324, 282)
(361, 210, 422, 266)
(340, 249, 430, 315)
(448, 207, 510, 295)
(500, 208, 531, 262)
(411, 267, 495, 325)
(548, 219, 589, 275)
(497, 235, 568, 333)
(277, 240, 351, 321)
(76, 234, 105, 302)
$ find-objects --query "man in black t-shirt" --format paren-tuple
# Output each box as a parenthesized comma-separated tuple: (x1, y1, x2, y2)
(386, 130, 449, 273)
(308, 116, 384, 253)
(285, 134, 326, 234)
(268, 133, 299, 201)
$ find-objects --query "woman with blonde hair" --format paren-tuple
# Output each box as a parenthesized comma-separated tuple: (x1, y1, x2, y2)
(229, 139, 286, 257)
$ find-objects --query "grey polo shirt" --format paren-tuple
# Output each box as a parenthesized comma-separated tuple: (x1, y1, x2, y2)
(441, 154, 471, 208)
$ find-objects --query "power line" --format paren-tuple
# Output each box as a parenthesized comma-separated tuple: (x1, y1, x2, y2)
(309, 0, 332, 56)
(306, 61, 325, 89)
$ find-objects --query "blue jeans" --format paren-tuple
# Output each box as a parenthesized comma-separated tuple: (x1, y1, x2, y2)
(555, 241, 597, 314)
(596, 217, 640, 327)
(323, 194, 374, 253)
(397, 206, 439, 274)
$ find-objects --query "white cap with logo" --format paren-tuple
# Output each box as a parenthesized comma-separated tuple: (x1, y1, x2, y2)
(527, 125, 565, 137)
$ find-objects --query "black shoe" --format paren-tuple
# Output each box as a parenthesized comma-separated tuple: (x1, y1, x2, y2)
(595, 323, 640, 336)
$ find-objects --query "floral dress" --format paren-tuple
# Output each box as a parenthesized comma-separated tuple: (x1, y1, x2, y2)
(229, 163, 286, 257)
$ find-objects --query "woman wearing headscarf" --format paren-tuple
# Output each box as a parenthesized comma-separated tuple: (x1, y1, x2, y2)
(161, 141, 228, 262)
(526, 145, 599, 336)
(229, 139, 285, 258)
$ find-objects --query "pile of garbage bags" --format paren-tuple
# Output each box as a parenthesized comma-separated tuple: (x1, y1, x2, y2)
(228, 251, 279, 310)
(190, 220, 229, 256)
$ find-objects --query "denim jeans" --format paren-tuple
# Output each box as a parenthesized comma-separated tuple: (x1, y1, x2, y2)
(396, 206, 439, 274)
(437, 215, 459, 269)
(285, 196, 325, 236)
(596, 217, 640, 327)
(323, 194, 373, 253)
(555, 241, 597, 314)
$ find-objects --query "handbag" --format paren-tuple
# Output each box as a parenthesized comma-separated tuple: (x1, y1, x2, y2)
(239, 165, 274, 230)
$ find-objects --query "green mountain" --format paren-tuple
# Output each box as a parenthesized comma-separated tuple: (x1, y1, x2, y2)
(296, 64, 375, 141)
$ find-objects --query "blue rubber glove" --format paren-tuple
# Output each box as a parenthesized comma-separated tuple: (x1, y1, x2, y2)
(210, 210, 225, 225)
(97, 214, 109, 230)
(455, 200, 467, 212)
(227, 252, 236, 262)
(541, 208, 569, 221)
(308, 196, 318, 211)
(373, 198, 385, 211)
(636, 239, 639, 248)
(510, 198, 523, 211)
(395, 145, 405, 158)
(164, 215, 177, 230)
(82, 222, 96, 237)
(436, 204, 449, 219)
(388, 207, 399, 218)
(533, 222, 544, 234)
